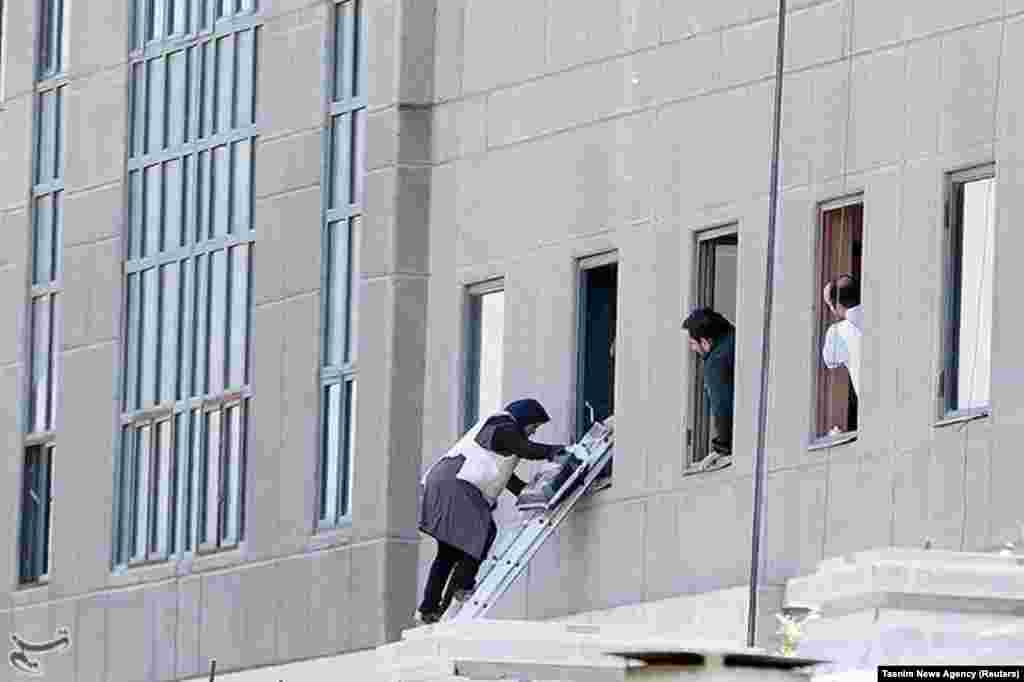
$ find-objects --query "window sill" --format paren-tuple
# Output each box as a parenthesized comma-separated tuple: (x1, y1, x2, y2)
(808, 431, 858, 451)
(109, 561, 178, 587)
(935, 409, 990, 428)
(13, 577, 50, 592)
(682, 461, 733, 477)
(309, 522, 354, 552)
(109, 544, 245, 584)
(10, 580, 53, 608)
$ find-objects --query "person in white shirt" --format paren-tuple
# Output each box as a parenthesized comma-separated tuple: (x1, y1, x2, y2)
(822, 274, 862, 397)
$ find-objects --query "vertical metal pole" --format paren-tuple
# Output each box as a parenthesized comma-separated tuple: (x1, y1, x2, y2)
(747, 0, 789, 649)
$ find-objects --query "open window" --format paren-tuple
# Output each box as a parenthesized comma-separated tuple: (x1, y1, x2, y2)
(812, 200, 863, 443)
(576, 253, 618, 439)
(464, 280, 505, 428)
(940, 166, 995, 420)
(19, 444, 53, 584)
(687, 226, 738, 467)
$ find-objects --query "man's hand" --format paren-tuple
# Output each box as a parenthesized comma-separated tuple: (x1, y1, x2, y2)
(822, 281, 836, 316)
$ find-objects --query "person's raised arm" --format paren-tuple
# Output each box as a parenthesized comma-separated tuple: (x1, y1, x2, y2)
(490, 421, 564, 461)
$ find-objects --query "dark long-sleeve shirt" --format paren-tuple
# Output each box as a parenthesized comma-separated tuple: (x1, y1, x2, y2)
(474, 414, 565, 496)
(703, 332, 735, 419)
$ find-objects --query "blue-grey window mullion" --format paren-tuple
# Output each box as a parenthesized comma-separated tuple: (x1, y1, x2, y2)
(328, 97, 366, 118)
(464, 294, 482, 427)
(52, 87, 63, 182)
(127, 125, 257, 171)
(335, 0, 352, 102)
(46, 295, 58, 430)
(337, 380, 350, 517)
(124, 427, 140, 561)
(29, 282, 60, 298)
(325, 205, 358, 223)
(31, 179, 63, 196)
(188, 408, 202, 550)
(344, 218, 358, 362)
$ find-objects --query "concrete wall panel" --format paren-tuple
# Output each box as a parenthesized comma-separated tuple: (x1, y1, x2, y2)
(277, 294, 322, 550)
(65, 67, 127, 192)
(258, 7, 327, 136)
(247, 302, 287, 557)
(254, 131, 322, 201)
(68, 1, 128, 77)
(61, 239, 120, 350)
(824, 449, 895, 557)
(63, 184, 122, 248)
(434, 0, 467, 102)
(546, 0, 660, 72)
(0, 95, 33, 210)
(51, 343, 117, 598)
(462, 0, 548, 94)
(3, 0, 36, 98)
(847, 47, 907, 173)
(785, 0, 848, 72)
(660, 0, 777, 42)
(763, 464, 828, 582)
(853, 0, 1002, 53)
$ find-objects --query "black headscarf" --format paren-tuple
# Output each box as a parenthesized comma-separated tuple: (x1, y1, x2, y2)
(504, 399, 550, 430)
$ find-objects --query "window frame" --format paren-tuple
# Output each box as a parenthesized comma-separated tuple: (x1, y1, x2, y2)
(685, 224, 738, 470)
(574, 251, 619, 440)
(938, 163, 996, 422)
(18, 443, 54, 585)
(37, 0, 66, 81)
(809, 195, 864, 449)
(113, 6, 259, 569)
(0, 0, 7, 103)
(463, 278, 505, 430)
(17, 0, 66, 589)
(315, 0, 366, 532)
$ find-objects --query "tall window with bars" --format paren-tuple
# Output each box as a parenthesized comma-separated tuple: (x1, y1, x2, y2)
(318, 0, 365, 529)
(18, 0, 65, 586)
(113, 0, 257, 567)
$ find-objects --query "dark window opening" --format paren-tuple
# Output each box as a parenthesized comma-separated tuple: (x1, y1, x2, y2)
(577, 258, 617, 439)
(19, 445, 52, 584)
(689, 230, 738, 466)
(814, 202, 863, 440)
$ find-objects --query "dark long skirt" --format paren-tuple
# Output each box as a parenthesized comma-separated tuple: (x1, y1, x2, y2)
(419, 455, 495, 561)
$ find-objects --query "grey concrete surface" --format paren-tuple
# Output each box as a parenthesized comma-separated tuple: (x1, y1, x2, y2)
(2, 0, 1023, 680)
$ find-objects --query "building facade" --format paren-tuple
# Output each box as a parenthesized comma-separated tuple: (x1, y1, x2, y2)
(1, 0, 1023, 679)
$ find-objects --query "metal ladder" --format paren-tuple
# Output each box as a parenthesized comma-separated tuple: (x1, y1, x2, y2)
(448, 418, 615, 622)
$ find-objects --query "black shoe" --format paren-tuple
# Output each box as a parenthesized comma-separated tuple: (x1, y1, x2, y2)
(414, 609, 441, 625)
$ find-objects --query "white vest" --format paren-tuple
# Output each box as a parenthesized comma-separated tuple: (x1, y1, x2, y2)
(422, 411, 520, 505)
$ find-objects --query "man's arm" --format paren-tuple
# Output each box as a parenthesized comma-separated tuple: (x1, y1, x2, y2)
(487, 421, 565, 461)
(822, 324, 846, 369)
